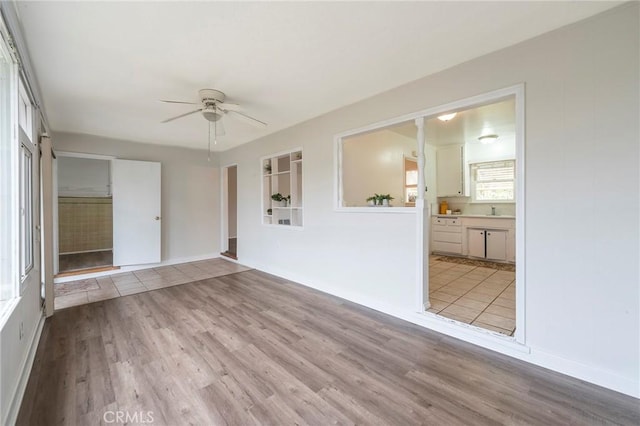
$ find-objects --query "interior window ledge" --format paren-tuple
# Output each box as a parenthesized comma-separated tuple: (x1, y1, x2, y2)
(335, 207, 417, 213)
(0, 297, 21, 330)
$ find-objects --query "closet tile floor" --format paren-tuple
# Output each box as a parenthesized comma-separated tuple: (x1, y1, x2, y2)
(428, 256, 516, 336)
(54, 258, 250, 311)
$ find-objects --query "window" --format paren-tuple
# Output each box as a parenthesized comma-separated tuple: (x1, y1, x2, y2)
(470, 160, 515, 202)
(339, 120, 417, 208)
(0, 30, 16, 310)
(20, 144, 34, 278)
(18, 81, 32, 141)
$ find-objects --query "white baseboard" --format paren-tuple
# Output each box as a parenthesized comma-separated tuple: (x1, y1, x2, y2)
(3, 313, 46, 426)
(242, 258, 640, 399)
(54, 252, 220, 283)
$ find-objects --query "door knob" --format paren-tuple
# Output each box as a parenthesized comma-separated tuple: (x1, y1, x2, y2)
(155, 216, 161, 220)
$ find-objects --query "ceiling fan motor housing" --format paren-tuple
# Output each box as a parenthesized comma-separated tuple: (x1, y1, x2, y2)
(199, 88, 226, 104)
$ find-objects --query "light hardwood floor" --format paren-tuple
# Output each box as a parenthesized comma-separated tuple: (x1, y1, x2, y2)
(17, 269, 639, 425)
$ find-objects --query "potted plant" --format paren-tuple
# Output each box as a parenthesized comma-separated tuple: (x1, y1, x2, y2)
(267, 208, 272, 216)
(366, 195, 378, 206)
(271, 192, 283, 205)
(379, 194, 394, 206)
(271, 193, 289, 207)
(285, 195, 291, 207)
(264, 160, 272, 175)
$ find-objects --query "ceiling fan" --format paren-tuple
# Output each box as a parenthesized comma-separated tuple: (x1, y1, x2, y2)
(161, 88, 267, 128)
(161, 89, 266, 159)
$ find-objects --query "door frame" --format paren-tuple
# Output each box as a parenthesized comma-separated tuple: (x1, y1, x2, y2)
(53, 151, 115, 275)
(219, 163, 238, 257)
(416, 84, 526, 344)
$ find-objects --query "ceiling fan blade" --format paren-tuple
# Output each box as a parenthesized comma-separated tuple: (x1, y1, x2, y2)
(161, 108, 202, 123)
(217, 102, 241, 111)
(160, 99, 199, 105)
(226, 109, 267, 128)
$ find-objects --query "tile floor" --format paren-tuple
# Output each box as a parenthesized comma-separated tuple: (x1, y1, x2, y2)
(428, 256, 516, 336)
(54, 258, 251, 310)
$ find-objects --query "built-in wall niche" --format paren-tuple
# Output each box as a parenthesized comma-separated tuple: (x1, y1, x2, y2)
(261, 149, 303, 227)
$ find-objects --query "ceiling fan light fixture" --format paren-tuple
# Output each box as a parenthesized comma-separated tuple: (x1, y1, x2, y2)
(437, 112, 457, 122)
(478, 134, 499, 144)
(201, 107, 223, 122)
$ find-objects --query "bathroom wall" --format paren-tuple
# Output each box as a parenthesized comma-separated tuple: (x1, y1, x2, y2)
(58, 197, 112, 253)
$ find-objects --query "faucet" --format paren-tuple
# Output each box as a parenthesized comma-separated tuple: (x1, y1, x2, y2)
(491, 206, 496, 216)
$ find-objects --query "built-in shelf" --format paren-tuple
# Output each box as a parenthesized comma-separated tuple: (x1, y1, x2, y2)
(262, 149, 303, 227)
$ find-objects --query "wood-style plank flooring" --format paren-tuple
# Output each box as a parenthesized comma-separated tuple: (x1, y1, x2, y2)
(17, 269, 640, 425)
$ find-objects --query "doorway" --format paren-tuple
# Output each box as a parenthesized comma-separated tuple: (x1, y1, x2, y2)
(56, 155, 114, 275)
(421, 86, 524, 342)
(221, 165, 238, 259)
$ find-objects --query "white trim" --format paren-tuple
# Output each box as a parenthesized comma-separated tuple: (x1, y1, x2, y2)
(3, 313, 45, 426)
(334, 206, 416, 214)
(220, 163, 237, 254)
(0, 298, 20, 330)
(334, 85, 521, 211)
(59, 248, 112, 255)
(337, 85, 523, 141)
(55, 151, 116, 160)
(513, 84, 526, 343)
(260, 147, 303, 228)
(414, 84, 526, 344)
(53, 252, 220, 283)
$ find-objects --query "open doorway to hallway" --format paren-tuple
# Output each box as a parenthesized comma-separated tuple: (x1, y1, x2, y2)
(221, 164, 238, 259)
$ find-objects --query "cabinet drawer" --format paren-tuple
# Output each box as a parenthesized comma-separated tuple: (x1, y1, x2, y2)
(432, 241, 463, 254)
(433, 217, 447, 226)
(446, 218, 461, 227)
(433, 231, 462, 244)
(432, 224, 449, 233)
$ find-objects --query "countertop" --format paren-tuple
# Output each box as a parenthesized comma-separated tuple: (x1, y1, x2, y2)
(433, 214, 516, 219)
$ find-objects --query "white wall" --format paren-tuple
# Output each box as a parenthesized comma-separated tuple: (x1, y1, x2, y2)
(57, 156, 110, 197)
(220, 4, 639, 397)
(52, 132, 221, 263)
(465, 138, 515, 164)
(342, 129, 416, 206)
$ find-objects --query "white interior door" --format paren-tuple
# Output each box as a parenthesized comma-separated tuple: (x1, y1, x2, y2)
(112, 159, 161, 266)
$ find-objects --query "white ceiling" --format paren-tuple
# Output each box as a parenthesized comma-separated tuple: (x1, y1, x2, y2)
(15, 1, 619, 152)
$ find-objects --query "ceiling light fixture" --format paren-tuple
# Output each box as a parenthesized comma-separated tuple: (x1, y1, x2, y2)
(437, 112, 457, 122)
(478, 134, 499, 144)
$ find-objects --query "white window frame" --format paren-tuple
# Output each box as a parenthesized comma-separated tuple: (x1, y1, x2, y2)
(470, 159, 516, 203)
(334, 121, 418, 213)
(19, 142, 34, 281)
(0, 25, 19, 319)
(18, 79, 32, 141)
